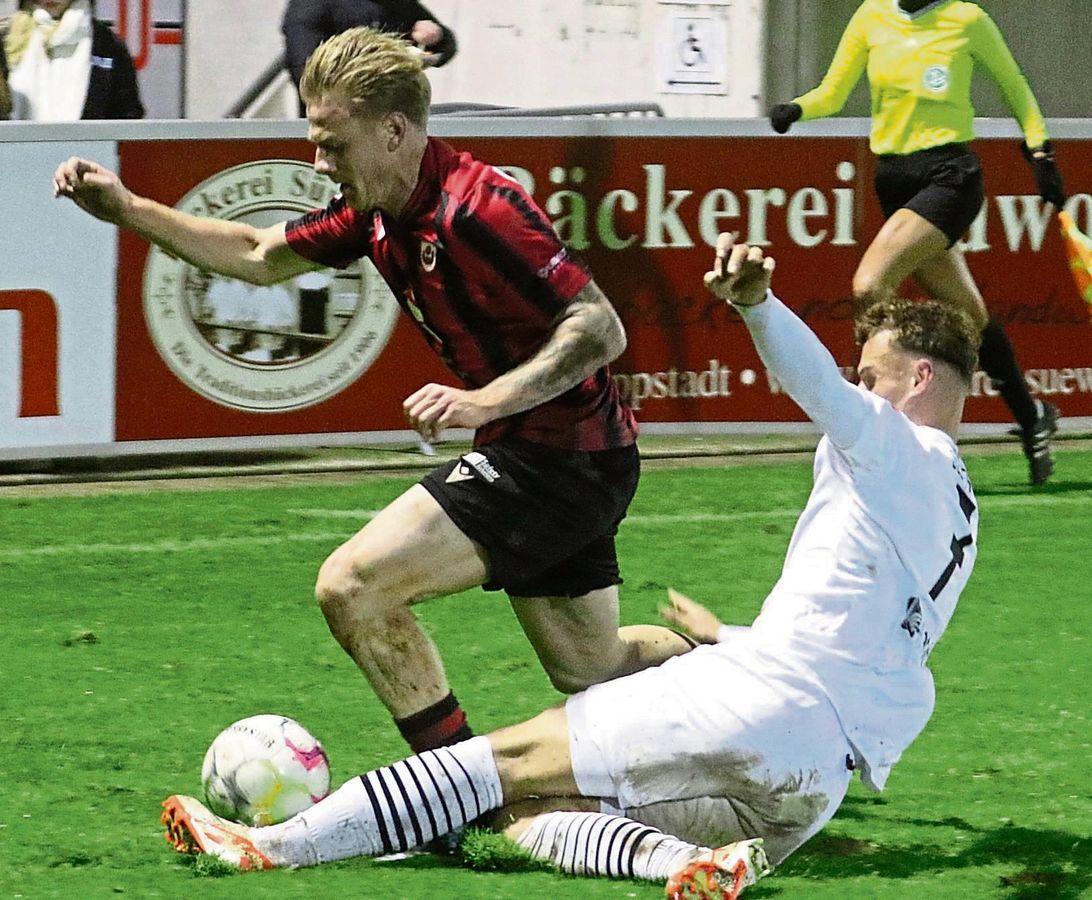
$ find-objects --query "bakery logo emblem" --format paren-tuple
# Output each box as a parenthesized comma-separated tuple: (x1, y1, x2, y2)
(922, 65, 949, 93)
(420, 240, 438, 272)
(142, 160, 399, 412)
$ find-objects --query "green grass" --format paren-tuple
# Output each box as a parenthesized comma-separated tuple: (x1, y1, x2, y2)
(1, 448, 1090, 899)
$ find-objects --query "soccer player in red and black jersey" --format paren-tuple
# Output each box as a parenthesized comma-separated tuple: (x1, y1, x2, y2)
(53, 27, 693, 761)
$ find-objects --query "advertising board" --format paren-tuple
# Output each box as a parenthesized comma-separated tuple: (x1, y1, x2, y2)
(2, 119, 1089, 458)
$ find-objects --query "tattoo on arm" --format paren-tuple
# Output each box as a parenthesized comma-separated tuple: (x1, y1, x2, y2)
(480, 282, 625, 417)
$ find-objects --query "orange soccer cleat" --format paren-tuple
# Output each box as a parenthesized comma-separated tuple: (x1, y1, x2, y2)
(665, 837, 771, 900)
(161, 794, 275, 871)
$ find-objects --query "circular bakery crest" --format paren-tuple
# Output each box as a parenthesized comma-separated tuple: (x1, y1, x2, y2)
(142, 159, 399, 412)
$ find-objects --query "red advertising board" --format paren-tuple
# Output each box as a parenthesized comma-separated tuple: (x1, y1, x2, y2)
(115, 139, 450, 441)
(114, 132, 1092, 442)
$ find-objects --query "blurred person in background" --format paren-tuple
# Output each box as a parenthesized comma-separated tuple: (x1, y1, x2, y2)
(3, 0, 142, 120)
(768, 0, 1064, 486)
(0, 29, 11, 118)
(283, 0, 457, 115)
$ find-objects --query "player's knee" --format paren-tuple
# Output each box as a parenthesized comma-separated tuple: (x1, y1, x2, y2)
(314, 549, 379, 620)
(542, 666, 600, 695)
(540, 640, 633, 693)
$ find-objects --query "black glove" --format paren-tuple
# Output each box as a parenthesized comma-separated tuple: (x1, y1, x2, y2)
(769, 102, 802, 135)
(1022, 140, 1067, 208)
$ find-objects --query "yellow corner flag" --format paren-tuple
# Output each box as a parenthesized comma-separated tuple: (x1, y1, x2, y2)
(1058, 210, 1092, 315)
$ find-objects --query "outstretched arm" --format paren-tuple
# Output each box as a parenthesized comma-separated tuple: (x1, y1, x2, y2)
(403, 280, 625, 441)
(53, 157, 319, 285)
(791, 6, 869, 122)
(969, 12, 1064, 208)
(704, 235, 870, 450)
(970, 11, 1049, 151)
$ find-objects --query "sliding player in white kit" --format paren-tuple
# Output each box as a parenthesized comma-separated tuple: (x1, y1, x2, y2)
(162, 237, 981, 899)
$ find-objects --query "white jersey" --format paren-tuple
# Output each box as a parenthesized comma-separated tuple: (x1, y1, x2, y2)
(735, 294, 978, 790)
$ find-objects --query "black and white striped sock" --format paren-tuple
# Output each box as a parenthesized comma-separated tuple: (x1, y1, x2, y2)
(516, 811, 702, 881)
(255, 736, 502, 866)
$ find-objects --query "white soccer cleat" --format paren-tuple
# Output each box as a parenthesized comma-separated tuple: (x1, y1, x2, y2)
(161, 794, 274, 871)
(665, 837, 771, 900)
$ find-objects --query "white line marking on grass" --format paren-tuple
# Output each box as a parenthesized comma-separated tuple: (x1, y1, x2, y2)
(288, 509, 383, 519)
(286, 507, 803, 524)
(0, 531, 351, 559)
(2, 493, 1086, 559)
(978, 494, 1092, 508)
(287, 492, 1091, 524)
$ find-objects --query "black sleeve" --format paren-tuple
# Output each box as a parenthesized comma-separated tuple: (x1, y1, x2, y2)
(428, 23, 457, 67)
(282, 0, 333, 88)
(107, 38, 144, 119)
(83, 24, 144, 119)
(383, 0, 457, 65)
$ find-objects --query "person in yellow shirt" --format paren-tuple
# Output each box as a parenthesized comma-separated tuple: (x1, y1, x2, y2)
(768, 0, 1065, 486)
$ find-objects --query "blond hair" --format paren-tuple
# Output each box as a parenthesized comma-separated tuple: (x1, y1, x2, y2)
(300, 26, 431, 124)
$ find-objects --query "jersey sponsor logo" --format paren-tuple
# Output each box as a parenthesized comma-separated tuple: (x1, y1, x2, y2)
(445, 452, 501, 484)
(900, 596, 924, 638)
(142, 160, 399, 412)
(463, 450, 501, 483)
(901, 595, 934, 664)
(537, 248, 569, 279)
(445, 462, 476, 483)
(420, 240, 438, 272)
(922, 65, 950, 93)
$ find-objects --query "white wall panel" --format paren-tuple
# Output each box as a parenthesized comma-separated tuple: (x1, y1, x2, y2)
(0, 140, 118, 453)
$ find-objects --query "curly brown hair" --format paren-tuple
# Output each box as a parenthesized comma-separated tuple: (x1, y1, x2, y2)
(299, 26, 431, 124)
(855, 299, 979, 384)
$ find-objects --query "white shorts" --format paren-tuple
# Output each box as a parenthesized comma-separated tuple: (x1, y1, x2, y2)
(565, 637, 854, 864)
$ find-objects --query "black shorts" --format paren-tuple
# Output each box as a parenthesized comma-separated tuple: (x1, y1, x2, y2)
(874, 143, 984, 247)
(420, 438, 640, 598)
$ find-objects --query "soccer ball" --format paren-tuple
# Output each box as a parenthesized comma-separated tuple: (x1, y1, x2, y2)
(201, 714, 331, 826)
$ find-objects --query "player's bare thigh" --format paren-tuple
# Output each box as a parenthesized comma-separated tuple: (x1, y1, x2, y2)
(489, 704, 582, 799)
(315, 483, 490, 611)
(509, 589, 622, 693)
(853, 208, 949, 308)
(911, 246, 989, 331)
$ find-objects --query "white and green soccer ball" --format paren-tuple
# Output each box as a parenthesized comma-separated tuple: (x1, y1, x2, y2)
(201, 715, 331, 826)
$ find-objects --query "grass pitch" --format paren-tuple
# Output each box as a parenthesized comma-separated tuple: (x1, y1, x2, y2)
(1, 447, 1089, 899)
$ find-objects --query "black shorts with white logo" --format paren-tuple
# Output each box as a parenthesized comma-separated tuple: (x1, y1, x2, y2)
(874, 143, 984, 246)
(419, 437, 640, 598)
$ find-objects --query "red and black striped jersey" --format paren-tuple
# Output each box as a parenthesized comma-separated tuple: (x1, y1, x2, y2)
(285, 137, 637, 450)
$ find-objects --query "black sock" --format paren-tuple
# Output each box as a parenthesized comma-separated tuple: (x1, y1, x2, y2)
(395, 692, 473, 754)
(978, 320, 1038, 431)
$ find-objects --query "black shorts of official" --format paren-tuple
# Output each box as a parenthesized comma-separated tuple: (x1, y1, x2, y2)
(419, 437, 640, 599)
(874, 143, 984, 247)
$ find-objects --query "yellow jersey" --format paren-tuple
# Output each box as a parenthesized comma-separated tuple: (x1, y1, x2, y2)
(793, 0, 1049, 156)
